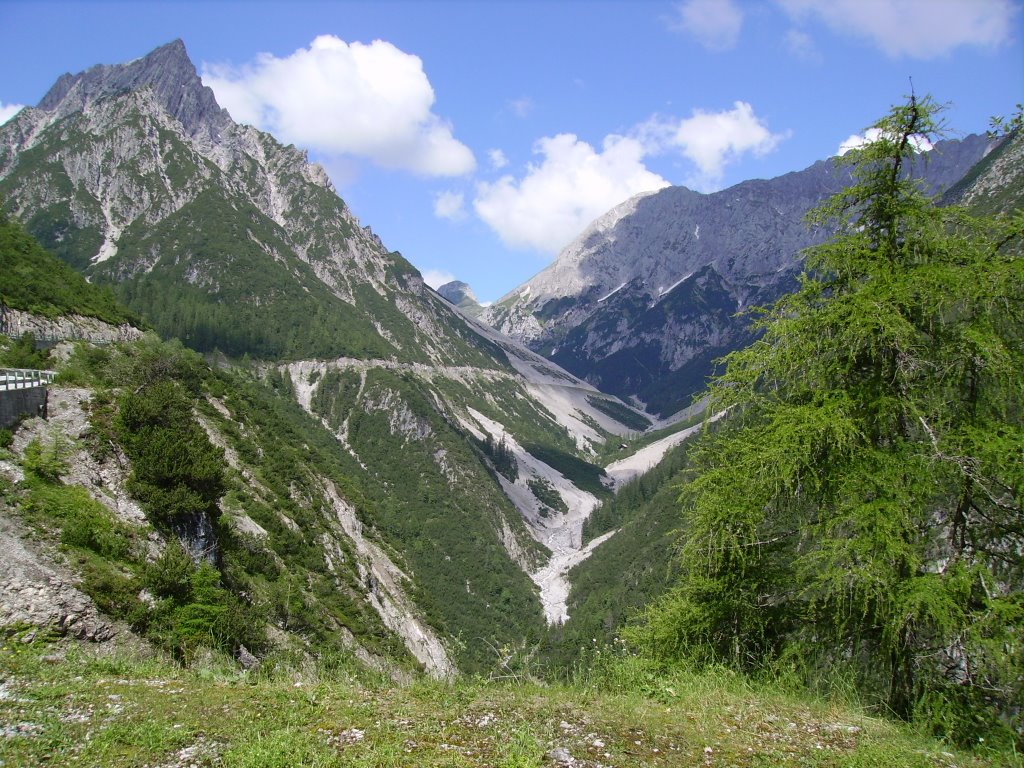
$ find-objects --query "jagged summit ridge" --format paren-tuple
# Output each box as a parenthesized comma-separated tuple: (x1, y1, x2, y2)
(489, 135, 993, 326)
(37, 39, 229, 141)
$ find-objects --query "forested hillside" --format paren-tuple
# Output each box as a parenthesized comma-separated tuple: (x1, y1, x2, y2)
(0, 215, 139, 327)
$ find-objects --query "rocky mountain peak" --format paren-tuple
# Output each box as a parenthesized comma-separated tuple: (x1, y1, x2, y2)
(437, 280, 476, 304)
(436, 280, 485, 318)
(36, 39, 228, 139)
(482, 133, 997, 417)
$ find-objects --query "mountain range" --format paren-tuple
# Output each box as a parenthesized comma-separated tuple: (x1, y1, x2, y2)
(482, 133, 1002, 415)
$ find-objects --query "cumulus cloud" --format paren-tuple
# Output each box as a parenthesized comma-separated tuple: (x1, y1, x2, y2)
(836, 127, 933, 156)
(784, 28, 821, 61)
(488, 148, 509, 169)
(641, 101, 789, 190)
(433, 190, 467, 221)
(473, 133, 670, 254)
(0, 102, 26, 126)
(668, 0, 744, 50)
(202, 35, 474, 176)
(421, 269, 456, 289)
(473, 102, 787, 251)
(777, 0, 1018, 59)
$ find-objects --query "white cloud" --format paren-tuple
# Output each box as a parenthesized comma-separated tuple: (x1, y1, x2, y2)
(433, 190, 467, 221)
(641, 101, 789, 190)
(508, 97, 534, 118)
(777, 0, 1018, 59)
(0, 102, 26, 126)
(836, 127, 933, 156)
(422, 269, 456, 289)
(784, 28, 821, 61)
(668, 0, 744, 51)
(488, 148, 509, 169)
(473, 133, 670, 254)
(202, 35, 474, 176)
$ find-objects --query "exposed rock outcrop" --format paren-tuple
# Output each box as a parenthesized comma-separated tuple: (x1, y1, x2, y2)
(1, 306, 142, 345)
(436, 280, 484, 318)
(0, 514, 117, 642)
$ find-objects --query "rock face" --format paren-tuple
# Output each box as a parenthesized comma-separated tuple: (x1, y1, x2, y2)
(944, 130, 1024, 214)
(0, 306, 142, 345)
(37, 39, 229, 144)
(483, 135, 996, 416)
(436, 280, 484, 317)
(0, 514, 117, 642)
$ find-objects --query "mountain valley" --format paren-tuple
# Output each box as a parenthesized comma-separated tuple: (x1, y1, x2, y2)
(0, 41, 689, 677)
(0, 35, 1021, 764)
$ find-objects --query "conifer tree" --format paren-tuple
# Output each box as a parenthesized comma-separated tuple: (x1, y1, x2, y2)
(629, 96, 1023, 745)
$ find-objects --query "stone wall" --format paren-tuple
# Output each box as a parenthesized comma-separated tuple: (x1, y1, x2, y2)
(0, 386, 47, 429)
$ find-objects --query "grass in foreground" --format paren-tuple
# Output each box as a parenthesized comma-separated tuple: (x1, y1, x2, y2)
(0, 633, 1014, 767)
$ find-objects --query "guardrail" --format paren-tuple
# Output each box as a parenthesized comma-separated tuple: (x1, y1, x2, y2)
(0, 368, 57, 392)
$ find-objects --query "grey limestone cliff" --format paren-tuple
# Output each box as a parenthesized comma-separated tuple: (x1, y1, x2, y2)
(38, 39, 229, 143)
(436, 280, 484, 317)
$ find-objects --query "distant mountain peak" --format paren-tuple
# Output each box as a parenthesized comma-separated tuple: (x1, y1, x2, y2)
(481, 133, 996, 417)
(437, 280, 476, 302)
(36, 39, 227, 139)
(436, 280, 484, 317)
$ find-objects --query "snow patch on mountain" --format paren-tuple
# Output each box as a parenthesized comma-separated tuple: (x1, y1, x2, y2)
(598, 283, 627, 302)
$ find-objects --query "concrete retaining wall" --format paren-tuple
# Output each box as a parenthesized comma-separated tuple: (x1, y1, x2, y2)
(0, 387, 47, 429)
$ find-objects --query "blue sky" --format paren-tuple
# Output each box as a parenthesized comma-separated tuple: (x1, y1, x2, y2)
(1, 1, 1021, 302)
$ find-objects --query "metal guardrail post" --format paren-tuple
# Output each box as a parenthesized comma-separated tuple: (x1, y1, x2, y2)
(0, 368, 57, 392)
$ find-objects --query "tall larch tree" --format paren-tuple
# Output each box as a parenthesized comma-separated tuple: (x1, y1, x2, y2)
(629, 96, 1023, 747)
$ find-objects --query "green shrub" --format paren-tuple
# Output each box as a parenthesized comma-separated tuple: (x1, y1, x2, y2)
(22, 479, 135, 562)
(54, 343, 111, 386)
(527, 477, 567, 514)
(145, 542, 262, 660)
(78, 559, 147, 628)
(0, 332, 49, 369)
(61, 504, 132, 560)
(114, 379, 224, 528)
(144, 541, 196, 602)
(22, 436, 67, 481)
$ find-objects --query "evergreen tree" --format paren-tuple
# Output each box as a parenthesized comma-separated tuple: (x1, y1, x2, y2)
(628, 97, 1023, 745)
